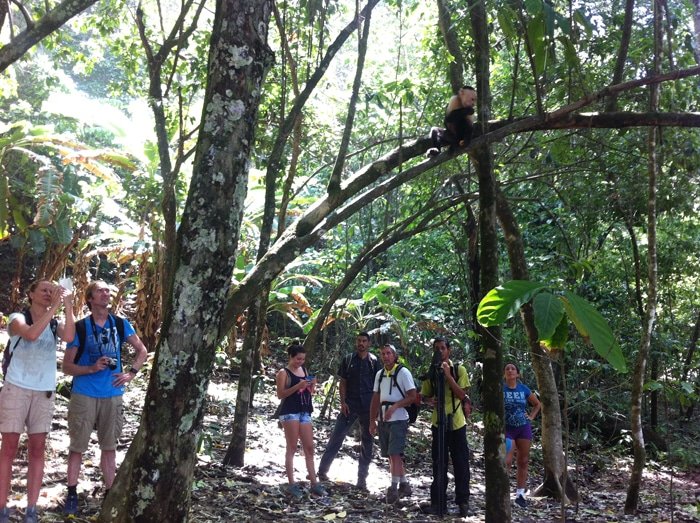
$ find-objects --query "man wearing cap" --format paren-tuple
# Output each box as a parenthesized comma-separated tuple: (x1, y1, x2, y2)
(369, 343, 416, 504)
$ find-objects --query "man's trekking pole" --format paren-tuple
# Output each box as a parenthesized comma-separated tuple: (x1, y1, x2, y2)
(432, 349, 446, 517)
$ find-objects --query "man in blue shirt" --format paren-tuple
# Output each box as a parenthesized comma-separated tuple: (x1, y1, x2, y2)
(317, 332, 379, 490)
(61, 280, 148, 515)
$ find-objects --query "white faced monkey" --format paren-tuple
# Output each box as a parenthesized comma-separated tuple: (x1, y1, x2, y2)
(427, 85, 476, 158)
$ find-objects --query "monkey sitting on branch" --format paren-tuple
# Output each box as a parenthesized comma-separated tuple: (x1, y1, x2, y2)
(426, 85, 476, 158)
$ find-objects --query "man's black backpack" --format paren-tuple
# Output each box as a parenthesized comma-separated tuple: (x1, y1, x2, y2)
(377, 364, 421, 424)
(2, 309, 58, 379)
(73, 314, 126, 365)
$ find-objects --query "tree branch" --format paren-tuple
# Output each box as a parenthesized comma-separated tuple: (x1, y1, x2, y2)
(0, 0, 99, 72)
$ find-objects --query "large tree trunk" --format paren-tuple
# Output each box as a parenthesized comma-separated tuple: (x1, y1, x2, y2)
(224, 293, 265, 467)
(625, 0, 661, 512)
(467, 0, 510, 516)
(99, 2, 273, 521)
(495, 186, 579, 503)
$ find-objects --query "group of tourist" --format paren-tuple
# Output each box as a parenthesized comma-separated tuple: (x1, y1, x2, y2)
(0, 279, 147, 523)
(276, 331, 541, 517)
(1, 279, 541, 521)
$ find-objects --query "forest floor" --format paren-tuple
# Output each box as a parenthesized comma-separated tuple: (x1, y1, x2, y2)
(1, 358, 700, 522)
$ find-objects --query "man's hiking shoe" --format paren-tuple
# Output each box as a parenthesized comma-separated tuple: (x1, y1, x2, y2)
(64, 491, 79, 515)
(285, 483, 304, 499)
(317, 471, 329, 482)
(398, 482, 412, 498)
(355, 478, 367, 491)
(515, 494, 527, 508)
(310, 483, 328, 496)
(386, 485, 399, 504)
(459, 502, 471, 517)
(0, 506, 11, 523)
(420, 504, 447, 515)
(24, 506, 38, 523)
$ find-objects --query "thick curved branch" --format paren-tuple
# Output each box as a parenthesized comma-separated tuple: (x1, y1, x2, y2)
(0, 0, 98, 72)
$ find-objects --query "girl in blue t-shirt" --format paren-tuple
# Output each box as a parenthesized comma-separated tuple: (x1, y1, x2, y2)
(503, 363, 541, 508)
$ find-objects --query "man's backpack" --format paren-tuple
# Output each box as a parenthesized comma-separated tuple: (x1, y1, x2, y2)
(378, 364, 421, 424)
(2, 309, 58, 379)
(73, 314, 126, 364)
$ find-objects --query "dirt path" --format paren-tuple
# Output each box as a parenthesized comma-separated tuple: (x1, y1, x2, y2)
(1, 362, 699, 522)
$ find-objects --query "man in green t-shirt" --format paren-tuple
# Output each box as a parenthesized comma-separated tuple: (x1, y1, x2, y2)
(420, 337, 471, 517)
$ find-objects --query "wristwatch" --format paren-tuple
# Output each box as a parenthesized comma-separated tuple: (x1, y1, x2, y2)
(128, 367, 139, 375)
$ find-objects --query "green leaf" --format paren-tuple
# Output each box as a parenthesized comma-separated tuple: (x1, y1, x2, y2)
(541, 314, 569, 350)
(497, 8, 517, 40)
(476, 280, 548, 326)
(528, 18, 546, 75)
(573, 8, 594, 38)
(362, 280, 399, 302)
(644, 381, 664, 392)
(532, 292, 564, 340)
(561, 291, 627, 373)
(680, 381, 694, 395)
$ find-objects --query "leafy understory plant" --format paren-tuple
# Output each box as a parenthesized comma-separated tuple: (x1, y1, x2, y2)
(476, 280, 627, 373)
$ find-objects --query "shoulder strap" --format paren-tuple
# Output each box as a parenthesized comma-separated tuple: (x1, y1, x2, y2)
(74, 318, 88, 364)
(113, 315, 126, 348)
(283, 367, 294, 388)
(450, 364, 464, 414)
(340, 353, 351, 376)
(391, 364, 406, 398)
(10, 309, 33, 352)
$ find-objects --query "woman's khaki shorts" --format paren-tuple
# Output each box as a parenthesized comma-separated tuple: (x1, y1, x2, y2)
(0, 382, 54, 434)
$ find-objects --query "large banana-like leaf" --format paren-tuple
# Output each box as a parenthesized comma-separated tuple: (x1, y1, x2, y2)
(532, 291, 565, 340)
(477, 280, 547, 326)
(561, 291, 627, 373)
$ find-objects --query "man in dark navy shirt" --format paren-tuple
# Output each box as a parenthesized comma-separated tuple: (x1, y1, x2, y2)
(317, 332, 379, 489)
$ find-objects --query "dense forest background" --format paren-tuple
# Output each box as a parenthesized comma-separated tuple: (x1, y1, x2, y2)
(1, 0, 699, 521)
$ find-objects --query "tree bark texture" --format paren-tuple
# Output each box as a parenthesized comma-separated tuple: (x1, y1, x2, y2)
(0, 0, 98, 72)
(495, 186, 579, 503)
(625, 0, 661, 511)
(99, 2, 273, 521)
(435, 0, 465, 93)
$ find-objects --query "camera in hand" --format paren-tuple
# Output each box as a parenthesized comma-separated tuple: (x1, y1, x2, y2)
(105, 357, 117, 370)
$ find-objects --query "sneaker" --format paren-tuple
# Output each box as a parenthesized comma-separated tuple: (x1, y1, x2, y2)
(285, 483, 304, 499)
(398, 482, 412, 498)
(385, 485, 399, 504)
(515, 494, 527, 508)
(459, 502, 471, 517)
(64, 491, 79, 515)
(24, 506, 38, 523)
(317, 471, 329, 482)
(310, 483, 328, 496)
(0, 507, 11, 523)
